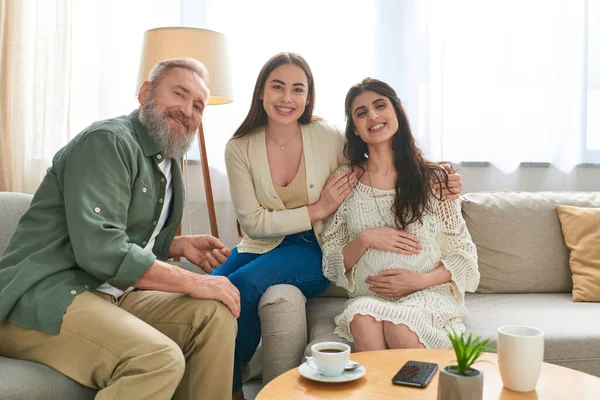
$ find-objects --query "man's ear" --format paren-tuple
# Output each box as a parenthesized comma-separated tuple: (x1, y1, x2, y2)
(138, 81, 152, 106)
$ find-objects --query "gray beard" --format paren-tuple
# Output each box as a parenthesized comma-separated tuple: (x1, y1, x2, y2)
(138, 98, 196, 159)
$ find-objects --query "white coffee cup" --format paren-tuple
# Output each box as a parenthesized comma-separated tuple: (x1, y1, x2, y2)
(306, 342, 350, 377)
(497, 325, 545, 392)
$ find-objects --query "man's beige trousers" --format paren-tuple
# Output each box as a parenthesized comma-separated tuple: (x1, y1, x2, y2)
(0, 290, 237, 399)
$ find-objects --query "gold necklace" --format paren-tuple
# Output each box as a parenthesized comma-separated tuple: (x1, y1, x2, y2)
(266, 127, 301, 150)
(365, 165, 395, 228)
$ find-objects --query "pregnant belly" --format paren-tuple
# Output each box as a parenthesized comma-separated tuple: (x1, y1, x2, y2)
(351, 251, 438, 298)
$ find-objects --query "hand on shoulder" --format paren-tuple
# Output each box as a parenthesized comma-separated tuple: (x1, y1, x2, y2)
(432, 164, 462, 200)
(311, 167, 357, 221)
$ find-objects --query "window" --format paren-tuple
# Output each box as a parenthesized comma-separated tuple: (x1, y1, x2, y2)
(586, 0, 600, 162)
(69, 0, 180, 135)
(71, 0, 598, 171)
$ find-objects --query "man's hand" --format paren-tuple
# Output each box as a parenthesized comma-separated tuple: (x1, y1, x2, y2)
(134, 260, 240, 317)
(188, 275, 241, 317)
(366, 268, 425, 297)
(170, 235, 232, 273)
(359, 227, 422, 255)
(432, 164, 463, 200)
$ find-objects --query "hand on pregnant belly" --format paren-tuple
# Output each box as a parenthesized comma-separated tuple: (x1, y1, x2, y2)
(365, 268, 424, 297)
(360, 227, 422, 255)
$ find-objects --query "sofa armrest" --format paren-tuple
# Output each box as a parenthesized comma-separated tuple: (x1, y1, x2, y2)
(258, 284, 307, 384)
(0, 192, 33, 256)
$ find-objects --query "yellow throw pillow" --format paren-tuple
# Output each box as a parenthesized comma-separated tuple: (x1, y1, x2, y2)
(555, 205, 600, 302)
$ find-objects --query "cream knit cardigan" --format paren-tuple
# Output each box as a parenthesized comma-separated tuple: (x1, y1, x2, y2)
(225, 119, 347, 254)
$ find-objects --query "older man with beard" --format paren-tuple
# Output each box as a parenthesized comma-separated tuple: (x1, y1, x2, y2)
(0, 59, 239, 400)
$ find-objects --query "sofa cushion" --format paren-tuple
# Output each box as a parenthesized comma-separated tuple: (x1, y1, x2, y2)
(0, 356, 96, 400)
(461, 191, 600, 294)
(305, 297, 352, 356)
(555, 205, 600, 302)
(465, 293, 600, 377)
(320, 284, 348, 298)
(306, 294, 600, 377)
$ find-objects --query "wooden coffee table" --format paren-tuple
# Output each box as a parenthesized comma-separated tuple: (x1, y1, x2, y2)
(255, 349, 600, 399)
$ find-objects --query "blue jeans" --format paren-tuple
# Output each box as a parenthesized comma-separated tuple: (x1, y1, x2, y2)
(211, 230, 330, 393)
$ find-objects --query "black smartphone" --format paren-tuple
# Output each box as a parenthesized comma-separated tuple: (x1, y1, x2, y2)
(391, 360, 439, 388)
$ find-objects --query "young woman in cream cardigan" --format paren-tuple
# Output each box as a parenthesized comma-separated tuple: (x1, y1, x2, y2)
(321, 78, 480, 352)
(212, 53, 463, 399)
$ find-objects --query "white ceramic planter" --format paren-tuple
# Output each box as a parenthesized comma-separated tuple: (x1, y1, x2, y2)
(437, 366, 483, 400)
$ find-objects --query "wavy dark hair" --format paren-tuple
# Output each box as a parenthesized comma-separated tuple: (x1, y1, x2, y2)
(232, 52, 317, 139)
(344, 78, 451, 229)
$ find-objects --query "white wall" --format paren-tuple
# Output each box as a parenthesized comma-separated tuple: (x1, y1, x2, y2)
(459, 164, 600, 193)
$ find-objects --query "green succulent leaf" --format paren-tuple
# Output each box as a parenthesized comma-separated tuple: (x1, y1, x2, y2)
(446, 328, 493, 375)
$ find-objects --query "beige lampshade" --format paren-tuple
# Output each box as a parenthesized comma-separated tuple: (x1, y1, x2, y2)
(137, 27, 233, 105)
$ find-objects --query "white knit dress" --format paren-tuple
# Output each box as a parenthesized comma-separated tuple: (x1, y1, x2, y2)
(321, 174, 480, 349)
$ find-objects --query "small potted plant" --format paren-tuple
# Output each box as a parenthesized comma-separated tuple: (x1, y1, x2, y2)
(437, 329, 492, 400)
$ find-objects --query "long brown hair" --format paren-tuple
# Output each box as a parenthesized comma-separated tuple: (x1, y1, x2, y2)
(233, 52, 317, 237)
(344, 78, 450, 229)
(232, 52, 317, 139)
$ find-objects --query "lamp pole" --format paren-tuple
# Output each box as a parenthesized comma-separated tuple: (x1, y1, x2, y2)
(197, 122, 219, 238)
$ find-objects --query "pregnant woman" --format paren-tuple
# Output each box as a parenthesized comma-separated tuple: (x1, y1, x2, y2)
(321, 78, 480, 351)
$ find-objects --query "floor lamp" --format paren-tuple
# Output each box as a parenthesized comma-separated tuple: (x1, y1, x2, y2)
(137, 27, 233, 239)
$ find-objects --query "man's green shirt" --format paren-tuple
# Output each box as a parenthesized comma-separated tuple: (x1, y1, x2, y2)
(0, 111, 184, 334)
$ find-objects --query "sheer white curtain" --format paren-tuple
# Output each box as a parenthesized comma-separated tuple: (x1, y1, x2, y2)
(4, 0, 596, 243)
(69, 0, 180, 134)
(183, 0, 598, 246)
(378, 0, 593, 171)
(195, 0, 596, 176)
(0, 0, 180, 192)
(0, 0, 71, 193)
(588, 0, 600, 162)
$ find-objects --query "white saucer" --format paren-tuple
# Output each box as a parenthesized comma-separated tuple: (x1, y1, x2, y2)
(298, 362, 366, 383)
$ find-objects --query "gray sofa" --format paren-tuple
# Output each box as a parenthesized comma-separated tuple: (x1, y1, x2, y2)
(256, 191, 600, 384)
(3, 191, 600, 398)
(0, 192, 97, 399)
(0, 192, 203, 399)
